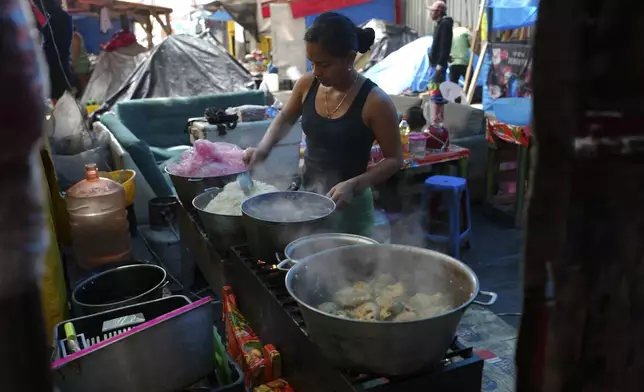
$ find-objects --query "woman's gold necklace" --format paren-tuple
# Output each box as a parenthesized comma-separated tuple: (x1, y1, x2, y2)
(325, 72, 360, 118)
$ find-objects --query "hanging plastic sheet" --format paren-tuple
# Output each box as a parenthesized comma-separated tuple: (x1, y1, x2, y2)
(290, 0, 371, 19)
(81, 43, 148, 105)
(364, 36, 433, 94)
(488, 0, 538, 31)
(101, 34, 253, 111)
(208, 0, 260, 39)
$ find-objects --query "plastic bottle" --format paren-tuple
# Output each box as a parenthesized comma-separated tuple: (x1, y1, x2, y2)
(66, 163, 131, 269)
(399, 119, 410, 159)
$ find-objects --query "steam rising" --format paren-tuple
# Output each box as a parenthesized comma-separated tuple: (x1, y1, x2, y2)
(243, 192, 335, 223)
(290, 245, 478, 322)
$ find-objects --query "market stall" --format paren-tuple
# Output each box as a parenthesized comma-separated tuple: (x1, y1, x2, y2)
(478, 0, 536, 227)
(64, 0, 173, 49)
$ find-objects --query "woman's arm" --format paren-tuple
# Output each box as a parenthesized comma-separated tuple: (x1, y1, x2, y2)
(256, 74, 314, 153)
(351, 87, 404, 193)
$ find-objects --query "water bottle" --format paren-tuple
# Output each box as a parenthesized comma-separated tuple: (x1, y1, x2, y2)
(399, 119, 410, 158)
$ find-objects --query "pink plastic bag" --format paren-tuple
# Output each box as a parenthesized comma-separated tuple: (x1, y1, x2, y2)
(166, 141, 246, 177)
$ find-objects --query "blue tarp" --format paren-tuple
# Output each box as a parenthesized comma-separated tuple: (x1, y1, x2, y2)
(488, 0, 538, 31)
(73, 15, 126, 54)
(485, 0, 536, 112)
(364, 36, 486, 95)
(364, 36, 433, 94)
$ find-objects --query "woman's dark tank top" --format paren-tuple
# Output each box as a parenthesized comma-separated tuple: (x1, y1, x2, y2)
(301, 77, 376, 194)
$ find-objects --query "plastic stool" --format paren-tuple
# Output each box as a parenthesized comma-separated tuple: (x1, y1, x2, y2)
(422, 175, 472, 259)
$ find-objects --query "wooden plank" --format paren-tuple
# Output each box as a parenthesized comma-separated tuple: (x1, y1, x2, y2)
(464, 0, 487, 95)
(78, 0, 173, 13)
(152, 12, 172, 35)
(466, 41, 487, 104)
(517, 0, 644, 391)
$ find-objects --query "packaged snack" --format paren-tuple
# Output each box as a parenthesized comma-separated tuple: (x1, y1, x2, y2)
(223, 286, 267, 388)
(253, 379, 295, 392)
(264, 344, 282, 381)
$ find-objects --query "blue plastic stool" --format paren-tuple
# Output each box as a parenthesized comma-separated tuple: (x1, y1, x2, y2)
(422, 175, 472, 259)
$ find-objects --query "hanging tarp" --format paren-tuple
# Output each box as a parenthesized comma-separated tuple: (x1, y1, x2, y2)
(356, 19, 418, 72)
(290, 0, 372, 19)
(364, 36, 433, 94)
(101, 34, 253, 111)
(206, 0, 260, 39)
(488, 0, 538, 31)
(364, 36, 487, 95)
(81, 43, 148, 105)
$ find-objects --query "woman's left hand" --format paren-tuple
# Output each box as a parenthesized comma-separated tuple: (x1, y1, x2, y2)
(327, 179, 357, 209)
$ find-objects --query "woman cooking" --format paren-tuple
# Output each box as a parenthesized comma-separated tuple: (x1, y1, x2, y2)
(243, 12, 403, 237)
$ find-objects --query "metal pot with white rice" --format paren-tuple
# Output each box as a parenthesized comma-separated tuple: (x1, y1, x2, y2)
(192, 180, 280, 252)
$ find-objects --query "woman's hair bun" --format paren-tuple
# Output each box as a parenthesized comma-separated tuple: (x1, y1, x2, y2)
(356, 27, 376, 53)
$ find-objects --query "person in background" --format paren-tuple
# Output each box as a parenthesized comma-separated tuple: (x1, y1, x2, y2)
(449, 21, 472, 84)
(406, 106, 427, 133)
(427, 0, 453, 84)
(243, 12, 403, 237)
(71, 25, 91, 96)
(36, 0, 74, 101)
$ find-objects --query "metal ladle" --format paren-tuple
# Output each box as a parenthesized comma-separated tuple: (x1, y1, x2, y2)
(237, 171, 253, 195)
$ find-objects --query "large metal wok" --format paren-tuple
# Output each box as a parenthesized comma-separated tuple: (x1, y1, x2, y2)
(285, 244, 480, 376)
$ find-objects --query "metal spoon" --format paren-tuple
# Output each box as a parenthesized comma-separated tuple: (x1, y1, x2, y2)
(237, 171, 253, 195)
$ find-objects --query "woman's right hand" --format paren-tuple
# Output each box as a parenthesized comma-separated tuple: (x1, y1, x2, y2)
(243, 147, 269, 167)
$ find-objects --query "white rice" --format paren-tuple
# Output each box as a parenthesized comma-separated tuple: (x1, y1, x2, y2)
(204, 181, 279, 216)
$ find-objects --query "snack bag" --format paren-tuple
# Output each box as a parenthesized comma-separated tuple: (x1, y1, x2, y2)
(223, 286, 267, 388)
(253, 379, 295, 392)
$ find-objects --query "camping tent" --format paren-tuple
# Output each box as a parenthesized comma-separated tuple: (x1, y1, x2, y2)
(81, 43, 148, 105)
(101, 34, 254, 110)
(355, 19, 418, 72)
(364, 36, 487, 95)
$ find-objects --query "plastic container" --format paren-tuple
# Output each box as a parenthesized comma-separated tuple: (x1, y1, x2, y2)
(399, 120, 410, 158)
(66, 163, 131, 270)
(408, 133, 429, 159)
(51, 296, 215, 392)
(98, 169, 136, 206)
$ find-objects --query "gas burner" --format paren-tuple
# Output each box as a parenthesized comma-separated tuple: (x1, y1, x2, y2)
(223, 244, 484, 392)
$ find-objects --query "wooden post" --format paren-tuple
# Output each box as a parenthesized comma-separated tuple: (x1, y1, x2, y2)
(517, 0, 644, 390)
(145, 14, 154, 49)
(466, 41, 487, 104)
(153, 12, 172, 36)
(463, 0, 487, 96)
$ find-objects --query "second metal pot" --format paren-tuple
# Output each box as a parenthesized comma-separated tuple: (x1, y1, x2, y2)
(276, 233, 379, 271)
(165, 166, 241, 209)
(241, 191, 336, 261)
(192, 188, 246, 252)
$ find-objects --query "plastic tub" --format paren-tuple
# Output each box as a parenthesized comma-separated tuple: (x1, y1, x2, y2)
(408, 133, 429, 159)
(99, 169, 136, 206)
